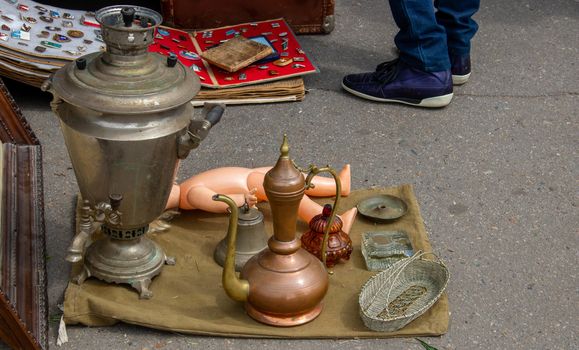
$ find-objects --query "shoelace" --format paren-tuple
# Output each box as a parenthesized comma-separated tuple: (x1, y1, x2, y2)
(375, 58, 400, 83)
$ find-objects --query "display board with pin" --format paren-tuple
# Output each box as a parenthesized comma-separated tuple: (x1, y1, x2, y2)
(150, 18, 318, 88)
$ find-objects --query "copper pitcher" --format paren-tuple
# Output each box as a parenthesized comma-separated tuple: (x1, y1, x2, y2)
(212, 135, 340, 326)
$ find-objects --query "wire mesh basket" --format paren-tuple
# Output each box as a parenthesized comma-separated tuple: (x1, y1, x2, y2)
(359, 251, 449, 332)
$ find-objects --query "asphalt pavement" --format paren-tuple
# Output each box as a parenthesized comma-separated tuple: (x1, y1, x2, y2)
(2, 0, 578, 349)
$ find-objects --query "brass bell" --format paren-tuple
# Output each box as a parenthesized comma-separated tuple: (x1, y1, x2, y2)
(214, 203, 268, 271)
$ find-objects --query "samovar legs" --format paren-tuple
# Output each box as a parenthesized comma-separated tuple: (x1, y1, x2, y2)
(71, 235, 174, 299)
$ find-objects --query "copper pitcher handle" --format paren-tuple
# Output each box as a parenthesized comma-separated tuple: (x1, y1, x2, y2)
(304, 165, 341, 271)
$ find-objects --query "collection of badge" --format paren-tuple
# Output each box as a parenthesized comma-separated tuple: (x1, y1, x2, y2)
(0, 1, 103, 56)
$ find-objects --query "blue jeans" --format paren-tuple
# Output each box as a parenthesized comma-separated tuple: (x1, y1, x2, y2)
(388, 0, 480, 72)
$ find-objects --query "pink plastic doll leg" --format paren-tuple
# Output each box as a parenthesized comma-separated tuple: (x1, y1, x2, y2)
(298, 195, 357, 235)
(304, 164, 351, 197)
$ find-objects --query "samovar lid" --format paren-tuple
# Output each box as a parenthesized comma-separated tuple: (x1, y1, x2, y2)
(50, 5, 199, 114)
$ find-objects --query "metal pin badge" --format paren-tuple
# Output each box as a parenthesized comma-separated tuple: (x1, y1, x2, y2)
(64, 50, 81, 56)
(20, 31, 30, 40)
(49, 10, 60, 19)
(40, 40, 61, 48)
(62, 20, 73, 28)
(40, 16, 53, 23)
(34, 45, 46, 52)
(258, 65, 269, 70)
(53, 34, 71, 42)
(238, 73, 247, 80)
(23, 16, 37, 24)
(293, 57, 305, 62)
(17, 4, 29, 11)
(179, 50, 200, 60)
(1, 15, 14, 22)
(0, 24, 9, 31)
(45, 26, 61, 31)
(269, 70, 279, 76)
(296, 48, 305, 54)
(279, 32, 287, 37)
(224, 77, 234, 81)
(292, 63, 306, 68)
(21, 23, 32, 32)
(36, 31, 49, 38)
(273, 58, 293, 67)
(63, 13, 74, 20)
(280, 52, 289, 57)
(191, 64, 201, 72)
(67, 30, 84, 38)
(281, 40, 288, 51)
(34, 6, 48, 12)
(157, 28, 170, 36)
(271, 23, 280, 28)
(77, 45, 87, 52)
(80, 15, 99, 27)
(0, 33, 8, 41)
(83, 39, 93, 44)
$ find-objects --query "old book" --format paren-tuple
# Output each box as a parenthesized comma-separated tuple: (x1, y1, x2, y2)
(200, 36, 273, 73)
(191, 77, 305, 106)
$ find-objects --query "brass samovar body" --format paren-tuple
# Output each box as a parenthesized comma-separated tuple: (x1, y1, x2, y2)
(43, 6, 223, 298)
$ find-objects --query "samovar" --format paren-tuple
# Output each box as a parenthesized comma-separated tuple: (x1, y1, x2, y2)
(42, 6, 223, 298)
(213, 136, 340, 326)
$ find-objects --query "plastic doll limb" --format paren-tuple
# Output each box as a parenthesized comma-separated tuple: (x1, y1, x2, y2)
(166, 183, 181, 209)
(298, 194, 358, 235)
(304, 164, 351, 197)
(180, 185, 249, 212)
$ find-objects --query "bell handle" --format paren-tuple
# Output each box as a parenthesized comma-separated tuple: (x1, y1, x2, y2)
(304, 165, 341, 270)
(212, 194, 250, 302)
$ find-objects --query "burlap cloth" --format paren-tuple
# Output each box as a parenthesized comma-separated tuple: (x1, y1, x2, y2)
(64, 184, 449, 338)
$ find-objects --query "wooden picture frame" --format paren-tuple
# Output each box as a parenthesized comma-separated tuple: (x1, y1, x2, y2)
(0, 78, 48, 350)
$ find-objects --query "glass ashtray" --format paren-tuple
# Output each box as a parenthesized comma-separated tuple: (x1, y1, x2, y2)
(361, 231, 414, 271)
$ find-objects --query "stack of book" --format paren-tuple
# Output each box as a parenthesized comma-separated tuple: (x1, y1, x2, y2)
(152, 19, 316, 105)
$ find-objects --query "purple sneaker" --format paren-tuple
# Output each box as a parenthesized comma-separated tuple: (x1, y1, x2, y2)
(451, 54, 471, 85)
(342, 59, 453, 108)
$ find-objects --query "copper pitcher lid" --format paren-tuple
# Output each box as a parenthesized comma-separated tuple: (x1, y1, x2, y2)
(263, 135, 304, 196)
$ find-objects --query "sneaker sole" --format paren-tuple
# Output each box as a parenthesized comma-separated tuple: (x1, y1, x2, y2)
(342, 82, 453, 108)
(452, 72, 471, 85)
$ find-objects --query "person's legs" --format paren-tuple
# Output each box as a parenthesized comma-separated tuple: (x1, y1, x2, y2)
(341, 0, 453, 107)
(434, 0, 480, 84)
(389, 0, 449, 72)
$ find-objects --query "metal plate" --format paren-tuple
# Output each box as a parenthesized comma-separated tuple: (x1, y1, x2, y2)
(356, 195, 408, 223)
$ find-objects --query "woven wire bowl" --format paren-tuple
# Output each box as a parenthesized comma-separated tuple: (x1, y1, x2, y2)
(359, 257, 449, 332)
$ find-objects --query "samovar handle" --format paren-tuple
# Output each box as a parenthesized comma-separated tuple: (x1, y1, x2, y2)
(177, 103, 225, 159)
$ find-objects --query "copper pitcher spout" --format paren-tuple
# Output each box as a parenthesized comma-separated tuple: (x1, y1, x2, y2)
(212, 194, 250, 302)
